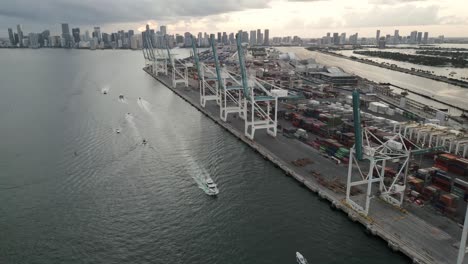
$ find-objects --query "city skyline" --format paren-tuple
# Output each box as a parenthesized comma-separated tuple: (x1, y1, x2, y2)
(1, 0, 468, 39)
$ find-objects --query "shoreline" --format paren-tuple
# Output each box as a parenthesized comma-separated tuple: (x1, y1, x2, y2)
(315, 49, 468, 89)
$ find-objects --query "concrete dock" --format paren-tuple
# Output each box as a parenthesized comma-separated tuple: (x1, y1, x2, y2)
(143, 67, 465, 264)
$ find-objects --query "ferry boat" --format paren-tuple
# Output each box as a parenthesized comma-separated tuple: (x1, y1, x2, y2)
(296, 252, 308, 264)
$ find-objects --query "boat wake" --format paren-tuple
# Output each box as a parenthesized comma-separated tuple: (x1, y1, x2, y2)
(186, 156, 218, 196)
(125, 113, 142, 140)
(137, 98, 153, 113)
(101, 85, 110, 94)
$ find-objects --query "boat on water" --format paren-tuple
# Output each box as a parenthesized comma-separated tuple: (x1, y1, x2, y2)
(103, 90, 108, 95)
(296, 252, 308, 264)
(116, 129, 120, 134)
(205, 178, 219, 196)
(119, 94, 124, 99)
(142, 139, 147, 145)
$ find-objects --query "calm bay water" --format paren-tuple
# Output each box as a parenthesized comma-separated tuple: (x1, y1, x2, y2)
(0, 49, 409, 264)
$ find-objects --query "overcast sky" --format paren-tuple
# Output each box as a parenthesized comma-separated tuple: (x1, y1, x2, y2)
(1, 0, 468, 38)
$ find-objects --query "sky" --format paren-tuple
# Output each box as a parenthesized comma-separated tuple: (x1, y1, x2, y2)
(1, 0, 468, 38)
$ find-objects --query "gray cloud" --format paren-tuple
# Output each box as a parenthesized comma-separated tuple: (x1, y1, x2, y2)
(369, 0, 429, 4)
(0, 0, 271, 26)
(344, 4, 442, 27)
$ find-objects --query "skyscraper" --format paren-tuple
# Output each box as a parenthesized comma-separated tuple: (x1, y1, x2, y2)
(423, 32, 429, 44)
(333, 33, 339, 45)
(94, 27, 101, 42)
(217, 32, 222, 43)
(376, 30, 380, 44)
(256, 29, 263, 45)
(394, 29, 399, 44)
(184, 32, 192, 47)
(222, 32, 228, 45)
(340, 33, 346, 44)
(17, 24, 24, 47)
(160, 25, 167, 35)
(8, 28, 15, 46)
(61, 23, 71, 47)
(417, 32, 422, 44)
(264, 29, 269, 45)
(410, 31, 417, 44)
(72, 28, 80, 43)
(250, 30, 257, 45)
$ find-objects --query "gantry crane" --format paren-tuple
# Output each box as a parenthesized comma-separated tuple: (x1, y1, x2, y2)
(346, 90, 445, 216)
(165, 37, 189, 88)
(190, 35, 220, 107)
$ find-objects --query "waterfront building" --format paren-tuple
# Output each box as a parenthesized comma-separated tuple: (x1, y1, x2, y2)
(61, 23, 71, 47)
(8, 28, 15, 46)
(378, 37, 386, 49)
(184, 32, 192, 47)
(417, 32, 422, 44)
(17, 24, 24, 47)
(394, 29, 399, 44)
(332, 32, 339, 45)
(72, 28, 80, 43)
(264, 29, 269, 45)
(423, 32, 429, 44)
(376, 30, 380, 44)
(410, 31, 417, 44)
(93, 27, 101, 42)
(340, 33, 346, 45)
(28, 33, 40, 48)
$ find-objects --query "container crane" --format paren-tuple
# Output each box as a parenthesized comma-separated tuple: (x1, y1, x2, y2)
(190, 35, 219, 107)
(346, 90, 445, 216)
(165, 36, 189, 88)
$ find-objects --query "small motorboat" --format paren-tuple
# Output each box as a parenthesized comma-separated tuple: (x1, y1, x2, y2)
(142, 139, 147, 145)
(119, 94, 124, 99)
(103, 90, 108, 95)
(116, 129, 120, 134)
(205, 178, 219, 196)
(138, 97, 141, 100)
(296, 252, 308, 264)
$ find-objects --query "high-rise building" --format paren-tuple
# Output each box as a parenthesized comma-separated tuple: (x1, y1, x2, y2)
(332, 32, 339, 45)
(222, 32, 228, 45)
(242, 31, 249, 43)
(8, 28, 15, 46)
(376, 30, 380, 44)
(28, 33, 40, 48)
(184, 32, 192, 47)
(250, 30, 257, 45)
(93, 27, 101, 42)
(394, 29, 399, 44)
(217, 32, 222, 43)
(417, 32, 422, 44)
(17, 24, 24, 47)
(160, 25, 167, 35)
(423, 32, 428, 44)
(229, 33, 234, 44)
(340, 33, 346, 44)
(257, 29, 263, 45)
(264, 29, 269, 45)
(130, 34, 142, 50)
(410, 31, 417, 44)
(72, 28, 80, 43)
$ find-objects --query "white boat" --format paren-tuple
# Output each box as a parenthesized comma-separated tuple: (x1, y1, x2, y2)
(296, 252, 308, 264)
(205, 178, 219, 196)
(116, 129, 120, 134)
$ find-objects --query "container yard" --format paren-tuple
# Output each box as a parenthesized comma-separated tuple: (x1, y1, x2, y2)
(142, 34, 468, 264)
